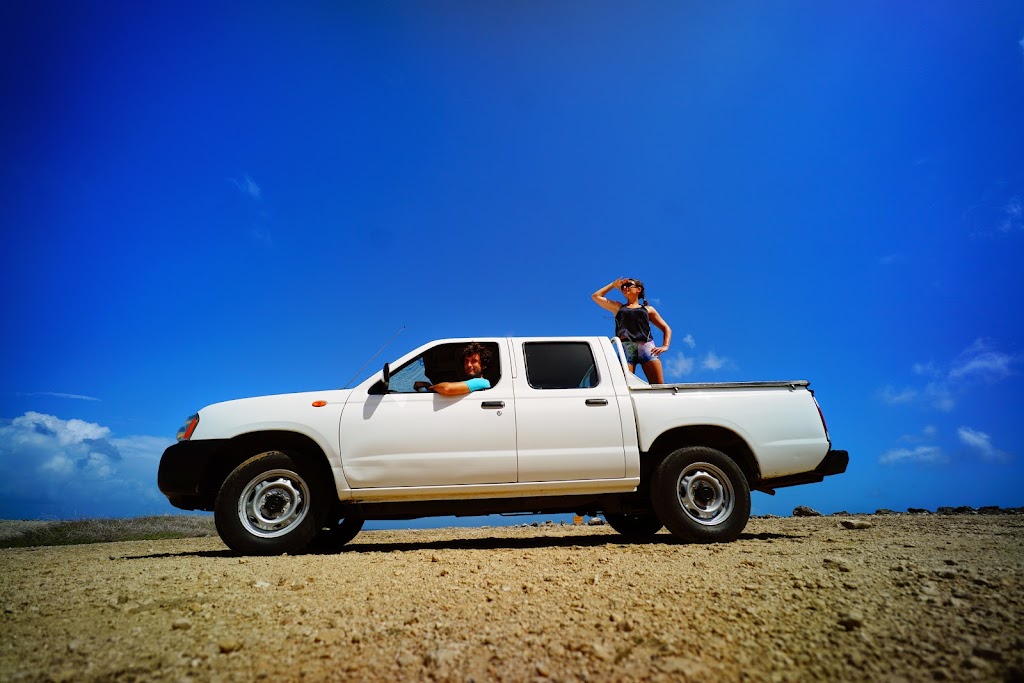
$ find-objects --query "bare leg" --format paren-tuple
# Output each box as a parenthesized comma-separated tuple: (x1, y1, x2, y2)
(640, 358, 664, 384)
(627, 363, 637, 375)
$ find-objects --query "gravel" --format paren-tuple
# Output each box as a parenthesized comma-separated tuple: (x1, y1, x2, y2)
(1, 515, 1022, 682)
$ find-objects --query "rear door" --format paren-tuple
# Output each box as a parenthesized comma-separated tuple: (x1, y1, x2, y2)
(512, 339, 627, 481)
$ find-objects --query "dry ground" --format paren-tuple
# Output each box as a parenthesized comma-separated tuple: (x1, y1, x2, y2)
(1, 515, 1022, 682)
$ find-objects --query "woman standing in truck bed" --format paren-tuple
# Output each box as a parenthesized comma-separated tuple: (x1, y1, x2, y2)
(591, 277, 673, 384)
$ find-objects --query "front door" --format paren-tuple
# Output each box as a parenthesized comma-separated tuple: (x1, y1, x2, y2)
(339, 340, 516, 488)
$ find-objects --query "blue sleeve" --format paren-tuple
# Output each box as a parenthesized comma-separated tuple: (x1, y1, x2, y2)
(465, 377, 491, 392)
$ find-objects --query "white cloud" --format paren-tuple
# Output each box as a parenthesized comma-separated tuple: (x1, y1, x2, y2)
(250, 227, 274, 247)
(228, 174, 262, 200)
(0, 412, 175, 519)
(879, 445, 948, 466)
(897, 425, 937, 443)
(1001, 195, 1023, 233)
(20, 392, 100, 402)
(923, 382, 955, 412)
(912, 362, 941, 378)
(878, 339, 1016, 411)
(665, 354, 694, 379)
(702, 351, 729, 371)
(958, 426, 1011, 464)
(681, 334, 696, 349)
(949, 339, 1015, 381)
(878, 385, 917, 405)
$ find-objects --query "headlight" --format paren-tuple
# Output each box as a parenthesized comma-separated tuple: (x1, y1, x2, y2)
(176, 414, 200, 441)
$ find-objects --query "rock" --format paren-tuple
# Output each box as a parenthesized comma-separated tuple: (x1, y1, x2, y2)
(823, 557, 851, 573)
(218, 638, 244, 654)
(840, 519, 873, 530)
(655, 656, 713, 677)
(939, 506, 977, 515)
(171, 619, 191, 631)
(907, 508, 930, 514)
(838, 611, 864, 631)
(587, 517, 605, 526)
(793, 506, 821, 517)
(396, 651, 420, 667)
(425, 647, 458, 667)
(972, 646, 1003, 662)
(874, 508, 898, 516)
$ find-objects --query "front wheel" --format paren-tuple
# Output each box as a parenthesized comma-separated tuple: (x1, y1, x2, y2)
(650, 446, 750, 543)
(214, 451, 329, 555)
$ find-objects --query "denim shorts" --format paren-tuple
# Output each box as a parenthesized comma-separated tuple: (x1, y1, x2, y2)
(622, 340, 658, 364)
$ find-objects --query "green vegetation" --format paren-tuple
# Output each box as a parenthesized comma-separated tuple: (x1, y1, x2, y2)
(0, 515, 216, 549)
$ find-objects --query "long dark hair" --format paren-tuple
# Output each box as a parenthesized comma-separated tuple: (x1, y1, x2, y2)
(630, 278, 649, 307)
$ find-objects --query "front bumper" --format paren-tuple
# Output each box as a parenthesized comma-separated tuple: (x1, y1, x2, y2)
(755, 449, 849, 493)
(157, 439, 228, 510)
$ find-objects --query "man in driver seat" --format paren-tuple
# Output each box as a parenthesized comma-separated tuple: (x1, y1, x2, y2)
(415, 342, 493, 395)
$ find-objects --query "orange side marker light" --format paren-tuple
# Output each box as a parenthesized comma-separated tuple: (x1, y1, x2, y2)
(312, 400, 327, 407)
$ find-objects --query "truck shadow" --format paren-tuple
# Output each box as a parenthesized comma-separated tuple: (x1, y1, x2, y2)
(117, 530, 801, 560)
(317, 530, 801, 554)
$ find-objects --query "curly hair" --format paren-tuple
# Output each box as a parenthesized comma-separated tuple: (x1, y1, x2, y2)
(463, 342, 493, 368)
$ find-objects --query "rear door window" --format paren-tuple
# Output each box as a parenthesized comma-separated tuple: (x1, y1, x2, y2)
(523, 342, 599, 389)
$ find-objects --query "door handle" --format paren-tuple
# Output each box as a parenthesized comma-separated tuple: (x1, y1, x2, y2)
(481, 401, 505, 409)
(585, 399, 608, 406)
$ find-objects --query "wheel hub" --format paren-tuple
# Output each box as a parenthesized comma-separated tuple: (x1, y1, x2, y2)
(693, 481, 716, 507)
(257, 484, 294, 520)
(238, 471, 310, 538)
(677, 463, 735, 526)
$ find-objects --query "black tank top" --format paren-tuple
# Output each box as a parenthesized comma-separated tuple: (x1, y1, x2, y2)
(614, 306, 652, 343)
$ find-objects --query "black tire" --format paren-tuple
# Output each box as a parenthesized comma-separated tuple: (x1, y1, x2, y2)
(214, 450, 330, 555)
(604, 512, 664, 538)
(310, 514, 365, 552)
(650, 446, 750, 543)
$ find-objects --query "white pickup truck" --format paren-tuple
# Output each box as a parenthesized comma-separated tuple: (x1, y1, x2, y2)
(158, 336, 847, 555)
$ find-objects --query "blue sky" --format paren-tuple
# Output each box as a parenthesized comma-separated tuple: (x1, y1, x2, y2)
(2, 2, 1023, 523)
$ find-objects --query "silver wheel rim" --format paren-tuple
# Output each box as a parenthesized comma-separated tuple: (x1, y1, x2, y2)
(237, 468, 310, 538)
(676, 461, 735, 526)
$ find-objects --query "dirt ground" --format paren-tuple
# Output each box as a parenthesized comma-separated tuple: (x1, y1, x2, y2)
(1, 514, 1022, 683)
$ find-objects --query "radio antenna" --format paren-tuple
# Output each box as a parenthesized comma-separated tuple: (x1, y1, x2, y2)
(342, 325, 406, 388)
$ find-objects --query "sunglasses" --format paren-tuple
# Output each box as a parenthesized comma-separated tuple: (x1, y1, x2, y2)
(621, 281, 639, 289)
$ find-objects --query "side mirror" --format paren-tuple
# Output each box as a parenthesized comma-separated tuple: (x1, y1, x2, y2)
(382, 362, 390, 389)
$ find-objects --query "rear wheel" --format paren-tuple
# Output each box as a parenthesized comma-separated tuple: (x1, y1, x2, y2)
(650, 446, 750, 543)
(214, 451, 329, 555)
(604, 512, 663, 538)
(311, 513, 365, 552)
